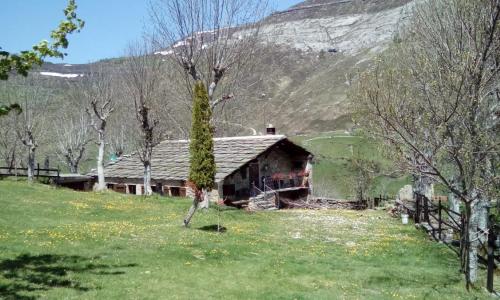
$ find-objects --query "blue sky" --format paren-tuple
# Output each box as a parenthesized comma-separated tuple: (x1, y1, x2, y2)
(1, 0, 302, 64)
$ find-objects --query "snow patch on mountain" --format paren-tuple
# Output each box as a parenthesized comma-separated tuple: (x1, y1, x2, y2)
(39, 72, 84, 78)
(155, 50, 174, 56)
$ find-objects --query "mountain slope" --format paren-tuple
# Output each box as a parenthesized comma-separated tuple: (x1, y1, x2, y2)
(33, 0, 413, 134)
(226, 0, 413, 133)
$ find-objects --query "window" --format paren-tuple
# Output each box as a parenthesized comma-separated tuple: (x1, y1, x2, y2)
(292, 161, 304, 170)
(128, 185, 136, 194)
(114, 184, 127, 194)
(240, 167, 248, 179)
(223, 184, 236, 196)
(171, 187, 180, 197)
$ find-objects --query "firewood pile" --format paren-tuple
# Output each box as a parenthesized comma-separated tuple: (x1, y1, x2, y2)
(280, 197, 367, 210)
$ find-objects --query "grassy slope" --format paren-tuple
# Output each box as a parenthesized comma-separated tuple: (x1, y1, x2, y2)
(292, 132, 410, 199)
(0, 180, 491, 299)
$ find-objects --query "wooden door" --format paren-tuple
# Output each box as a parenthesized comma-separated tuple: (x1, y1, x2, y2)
(249, 162, 259, 190)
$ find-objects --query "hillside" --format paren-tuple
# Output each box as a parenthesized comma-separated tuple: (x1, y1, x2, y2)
(292, 131, 410, 198)
(0, 180, 490, 299)
(31, 0, 413, 134)
(271, 0, 411, 22)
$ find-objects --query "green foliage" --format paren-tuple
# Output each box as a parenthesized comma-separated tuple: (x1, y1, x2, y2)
(0, 103, 21, 116)
(188, 81, 216, 190)
(346, 151, 379, 201)
(0, 180, 492, 299)
(0, 0, 84, 80)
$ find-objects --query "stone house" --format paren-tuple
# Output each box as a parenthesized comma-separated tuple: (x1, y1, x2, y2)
(88, 133, 313, 205)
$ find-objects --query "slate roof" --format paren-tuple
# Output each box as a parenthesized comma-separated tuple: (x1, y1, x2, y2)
(90, 135, 307, 182)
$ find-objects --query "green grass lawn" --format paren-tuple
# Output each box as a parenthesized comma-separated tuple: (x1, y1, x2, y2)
(291, 132, 410, 199)
(0, 180, 492, 299)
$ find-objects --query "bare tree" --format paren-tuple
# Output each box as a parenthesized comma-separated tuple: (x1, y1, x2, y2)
(83, 68, 116, 191)
(107, 121, 135, 159)
(0, 112, 20, 169)
(150, 0, 267, 106)
(54, 110, 92, 173)
(13, 82, 50, 182)
(122, 41, 165, 196)
(352, 0, 500, 286)
(150, 0, 268, 208)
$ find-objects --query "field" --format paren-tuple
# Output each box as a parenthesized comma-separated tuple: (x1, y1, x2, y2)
(0, 180, 491, 299)
(292, 132, 410, 199)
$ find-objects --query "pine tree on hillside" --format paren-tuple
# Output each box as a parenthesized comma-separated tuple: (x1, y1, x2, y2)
(184, 81, 216, 226)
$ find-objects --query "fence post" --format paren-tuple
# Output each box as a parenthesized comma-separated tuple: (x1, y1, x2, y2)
(438, 200, 442, 241)
(487, 217, 495, 293)
(276, 191, 280, 209)
(415, 194, 421, 224)
(423, 195, 429, 223)
(263, 178, 267, 201)
(36, 163, 40, 179)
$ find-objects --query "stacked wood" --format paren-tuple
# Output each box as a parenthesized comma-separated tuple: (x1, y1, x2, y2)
(280, 197, 367, 210)
(247, 194, 277, 211)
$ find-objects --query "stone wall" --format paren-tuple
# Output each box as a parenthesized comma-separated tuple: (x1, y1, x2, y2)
(258, 147, 303, 182)
(223, 167, 250, 200)
(221, 147, 308, 201)
(104, 177, 186, 196)
(186, 184, 220, 203)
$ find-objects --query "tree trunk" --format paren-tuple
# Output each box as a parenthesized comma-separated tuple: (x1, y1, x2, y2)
(356, 180, 363, 202)
(184, 193, 201, 227)
(144, 162, 152, 196)
(6, 142, 17, 170)
(448, 178, 460, 222)
(96, 132, 106, 191)
(305, 157, 313, 196)
(477, 197, 490, 245)
(467, 204, 480, 285)
(418, 175, 433, 200)
(199, 188, 210, 209)
(449, 194, 459, 212)
(463, 194, 480, 287)
(69, 163, 78, 174)
(27, 144, 35, 183)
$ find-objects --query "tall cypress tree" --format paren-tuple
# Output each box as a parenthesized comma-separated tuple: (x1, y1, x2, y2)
(184, 81, 216, 226)
(188, 81, 215, 189)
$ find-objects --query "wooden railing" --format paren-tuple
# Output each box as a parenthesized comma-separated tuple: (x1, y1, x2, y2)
(0, 164, 60, 183)
(405, 193, 499, 293)
(263, 181, 279, 209)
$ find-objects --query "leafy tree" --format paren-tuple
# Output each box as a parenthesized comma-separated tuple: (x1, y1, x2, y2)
(346, 154, 378, 203)
(0, 0, 84, 114)
(184, 81, 216, 226)
(352, 0, 499, 287)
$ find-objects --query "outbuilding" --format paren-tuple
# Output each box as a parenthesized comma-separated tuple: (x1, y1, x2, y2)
(88, 132, 313, 206)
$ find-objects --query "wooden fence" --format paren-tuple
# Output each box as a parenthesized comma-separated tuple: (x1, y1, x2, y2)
(0, 164, 60, 183)
(402, 193, 499, 293)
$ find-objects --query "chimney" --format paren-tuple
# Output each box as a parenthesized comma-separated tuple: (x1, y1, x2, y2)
(266, 124, 276, 135)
